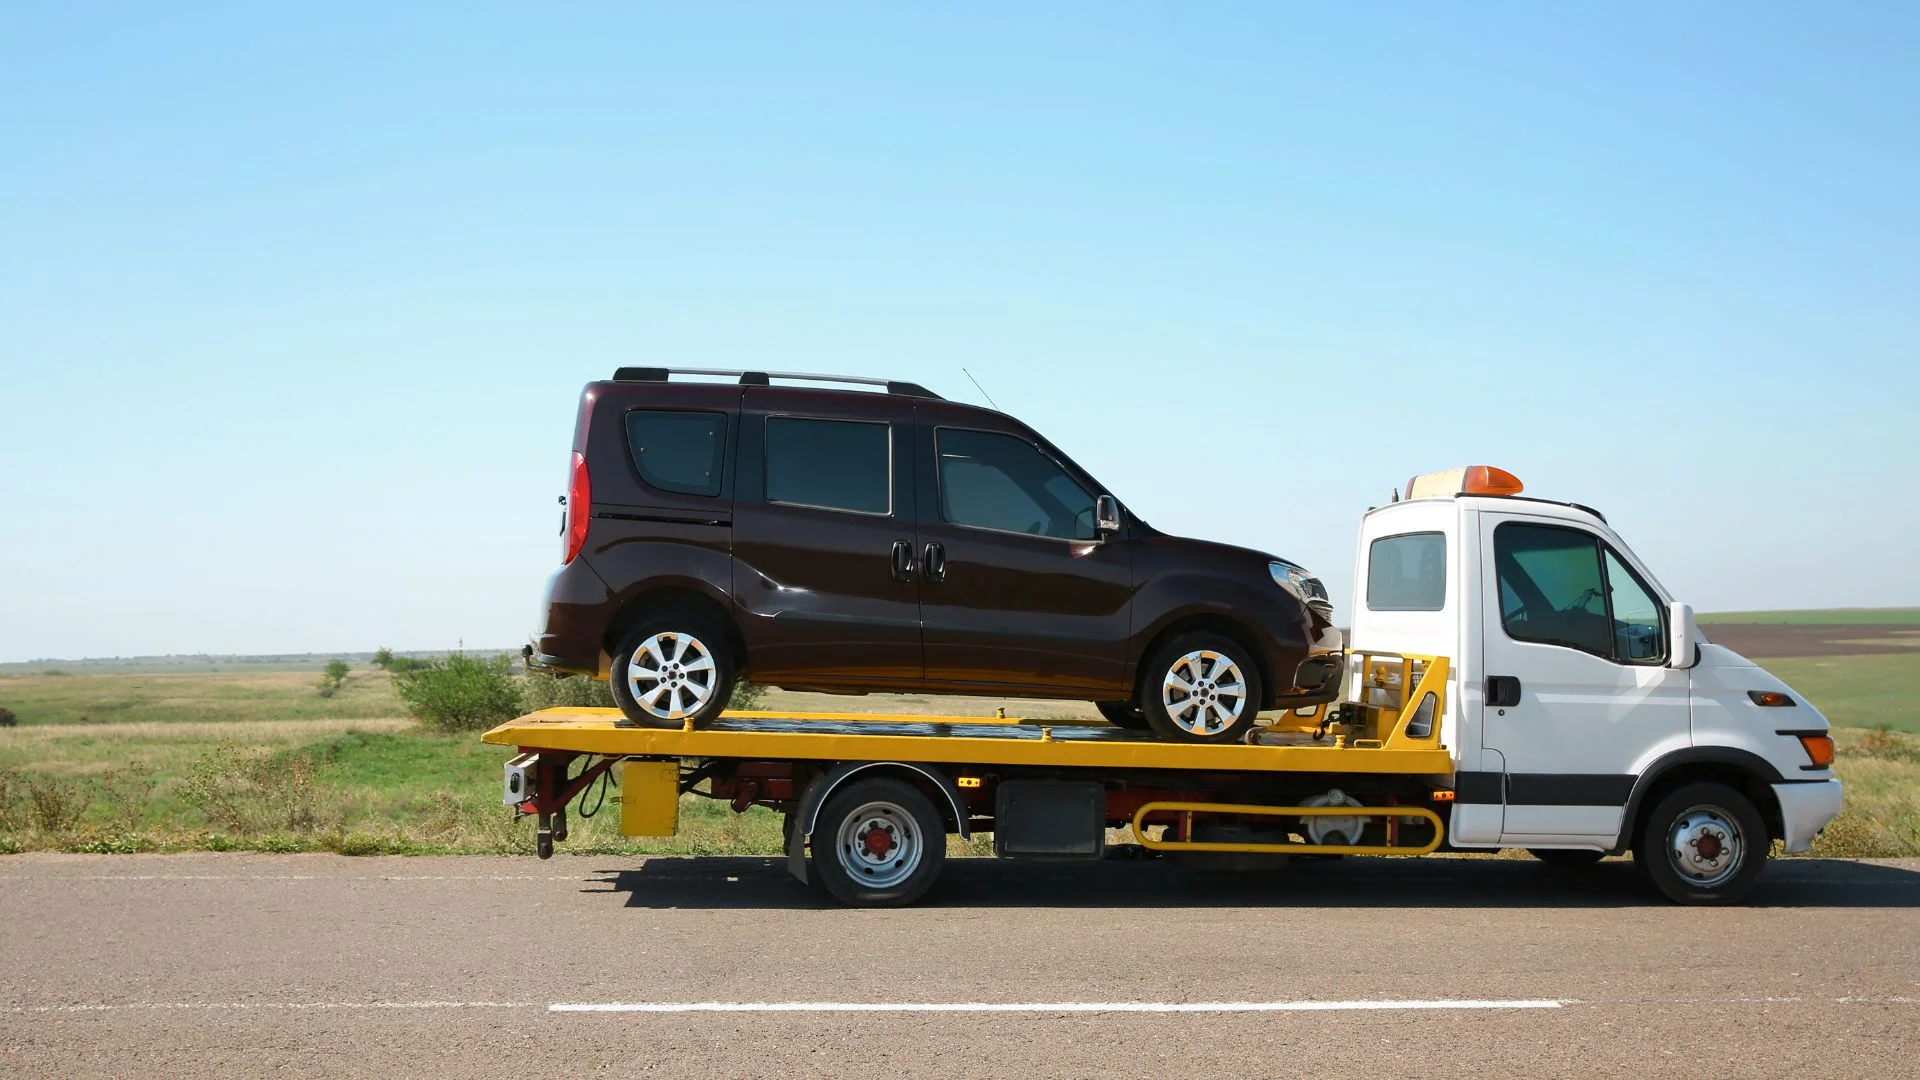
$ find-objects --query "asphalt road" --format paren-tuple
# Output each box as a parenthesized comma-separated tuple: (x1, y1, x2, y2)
(4, 852, 1918, 1078)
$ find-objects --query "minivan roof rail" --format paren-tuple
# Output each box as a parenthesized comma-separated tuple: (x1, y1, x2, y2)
(611, 367, 943, 400)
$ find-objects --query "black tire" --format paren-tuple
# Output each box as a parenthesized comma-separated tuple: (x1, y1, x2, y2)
(609, 612, 736, 730)
(1633, 782, 1769, 905)
(1527, 847, 1605, 868)
(1095, 701, 1151, 730)
(810, 778, 947, 907)
(1138, 632, 1264, 744)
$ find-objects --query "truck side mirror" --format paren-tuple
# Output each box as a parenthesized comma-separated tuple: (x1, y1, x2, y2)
(1668, 601, 1698, 669)
(1095, 494, 1122, 535)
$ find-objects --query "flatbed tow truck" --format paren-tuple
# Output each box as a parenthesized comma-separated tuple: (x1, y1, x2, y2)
(483, 466, 1845, 906)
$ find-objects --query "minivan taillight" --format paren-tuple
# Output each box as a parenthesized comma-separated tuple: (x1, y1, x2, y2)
(563, 452, 591, 564)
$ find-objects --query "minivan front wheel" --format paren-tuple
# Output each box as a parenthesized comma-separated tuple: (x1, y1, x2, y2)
(610, 616, 736, 729)
(1139, 633, 1263, 744)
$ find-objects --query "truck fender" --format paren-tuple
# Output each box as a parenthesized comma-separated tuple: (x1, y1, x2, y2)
(1612, 747, 1786, 851)
(786, 762, 971, 885)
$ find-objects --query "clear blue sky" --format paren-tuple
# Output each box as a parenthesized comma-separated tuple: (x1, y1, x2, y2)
(3, 4, 1917, 661)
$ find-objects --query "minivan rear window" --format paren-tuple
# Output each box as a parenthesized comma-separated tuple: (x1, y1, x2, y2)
(1367, 532, 1447, 611)
(764, 417, 890, 514)
(625, 410, 727, 496)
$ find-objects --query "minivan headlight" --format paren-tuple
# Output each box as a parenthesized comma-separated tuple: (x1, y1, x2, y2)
(1269, 560, 1332, 610)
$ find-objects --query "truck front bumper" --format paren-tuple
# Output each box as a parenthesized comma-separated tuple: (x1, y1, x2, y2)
(1774, 779, 1844, 853)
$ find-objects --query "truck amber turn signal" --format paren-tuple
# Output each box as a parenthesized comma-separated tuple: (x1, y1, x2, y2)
(1797, 734, 1835, 768)
(1747, 691, 1796, 707)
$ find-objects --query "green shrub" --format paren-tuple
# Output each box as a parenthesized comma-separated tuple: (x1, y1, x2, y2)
(94, 764, 158, 833)
(520, 671, 616, 712)
(318, 659, 351, 697)
(370, 647, 394, 670)
(25, 773, 92, 833)
(393, 652, 522, 732)
(182, 743, 324, 834)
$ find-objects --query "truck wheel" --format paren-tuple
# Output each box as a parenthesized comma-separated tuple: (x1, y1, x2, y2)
(1139, 633, 1263, 744)
(1527, 848, 1604, 868)
(1094, 701, 1151, 730)
(610, 615, 736, 730)
(811, 778, 946, 907)
(1634, 782, 1768, 905)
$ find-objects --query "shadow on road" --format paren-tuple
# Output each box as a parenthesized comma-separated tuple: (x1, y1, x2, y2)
(582, 855, 1920, 911)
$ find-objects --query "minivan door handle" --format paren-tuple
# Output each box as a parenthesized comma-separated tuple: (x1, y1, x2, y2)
(891, 540, 916, 582)
(1486, 675, 1522, 708)
(923, 542, 946, 583)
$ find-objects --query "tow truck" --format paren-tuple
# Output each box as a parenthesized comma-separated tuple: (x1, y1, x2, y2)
(483, 466, 1845, 906)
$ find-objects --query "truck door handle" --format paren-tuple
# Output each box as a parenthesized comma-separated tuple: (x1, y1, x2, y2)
(891, 540, 916, 582)
(1486, 675, 1522, 708)
(923, 542, 946, 583)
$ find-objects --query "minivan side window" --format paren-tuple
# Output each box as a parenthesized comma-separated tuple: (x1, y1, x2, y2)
(937, 428, 1097, 540)
(1494, 522, 1666, 664)
(625, 411, 727, 497)
(764, 417, 891, 515)
(1366, 532, 1446, 611)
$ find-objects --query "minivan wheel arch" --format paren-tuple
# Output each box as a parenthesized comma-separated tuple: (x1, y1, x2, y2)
(1132, 613, 1276, 712)
(601, 586, 746, 678)
(1615, 748, 1786, 855)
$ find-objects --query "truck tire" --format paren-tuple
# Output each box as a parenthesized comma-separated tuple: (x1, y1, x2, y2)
(1138, 633, 1264, 744)
(1527, 848, 1605, 868)
(1634, 782, 1768, 905)
(811, 777, 946, 907)
(1095, 701, 1151, 730)
(610, 614, 736, 730)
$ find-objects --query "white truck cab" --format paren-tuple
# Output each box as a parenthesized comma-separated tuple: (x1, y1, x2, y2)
(1348, 466, 1845, 902)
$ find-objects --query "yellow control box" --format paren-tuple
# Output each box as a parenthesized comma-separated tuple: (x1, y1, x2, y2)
(620, 760, 680, 836)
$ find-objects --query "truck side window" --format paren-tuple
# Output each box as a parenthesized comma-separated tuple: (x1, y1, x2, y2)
(765, 417, 892, 514)
(1366, 532, 1446, 611)
(1494, 523, 1666, 664)
(937, 428, 1097, 540)
(1604, 549, 1666, 663)
(625, 410, 727, 497)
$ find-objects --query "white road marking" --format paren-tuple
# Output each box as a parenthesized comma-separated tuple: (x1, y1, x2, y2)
(549, 999, 1566, 1014)
(2, 1002, 537, 1013)
(4, 995, 1915, 1017)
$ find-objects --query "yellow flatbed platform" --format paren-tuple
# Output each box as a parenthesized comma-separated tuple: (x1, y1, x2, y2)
(482, 708, 1457, 777)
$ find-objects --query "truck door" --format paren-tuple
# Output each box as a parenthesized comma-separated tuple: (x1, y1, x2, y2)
(1477, 514, 1690, 842)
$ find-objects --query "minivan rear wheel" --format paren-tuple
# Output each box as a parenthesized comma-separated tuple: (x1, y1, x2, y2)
(610, 614, 736, 729)
(1138, 633, 1263, 744)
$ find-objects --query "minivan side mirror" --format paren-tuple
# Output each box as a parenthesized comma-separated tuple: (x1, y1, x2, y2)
(1095, 494, 1122, 536)
(1668, 601, 1697, 669)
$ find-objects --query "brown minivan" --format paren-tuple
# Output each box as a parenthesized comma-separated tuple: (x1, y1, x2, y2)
(531, 368, 1342, 744)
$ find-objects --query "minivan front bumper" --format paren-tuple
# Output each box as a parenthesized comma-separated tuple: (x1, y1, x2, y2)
(1774, 778, 1844, 853)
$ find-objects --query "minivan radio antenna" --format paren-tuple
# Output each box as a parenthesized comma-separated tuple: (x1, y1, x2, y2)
(962, 367, 1002, 411)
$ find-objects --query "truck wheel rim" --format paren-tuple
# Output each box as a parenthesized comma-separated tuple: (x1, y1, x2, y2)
(626, 632, 717, 720)
(835, 800, 921, 889)
(1667, 805, 1743, 888)
(1162, 650, 1247, 736)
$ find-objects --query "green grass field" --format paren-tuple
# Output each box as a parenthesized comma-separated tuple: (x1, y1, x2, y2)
(1, 636, 1916, 859)
(1700, 607, 1920, 625)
